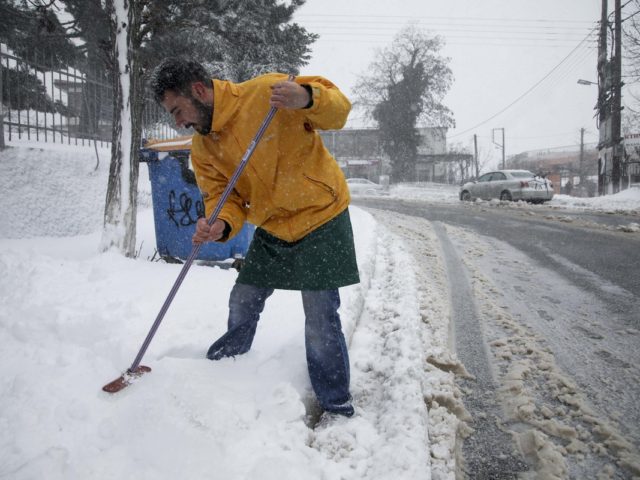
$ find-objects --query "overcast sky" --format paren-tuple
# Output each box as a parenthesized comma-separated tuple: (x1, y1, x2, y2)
(293, 0, 617, 168)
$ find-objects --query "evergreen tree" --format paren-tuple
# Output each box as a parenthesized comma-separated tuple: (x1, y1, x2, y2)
(0, 0, 79, 112)
(4, 0, 317, 256)
(140, 0, 317, 81)
(0, 0, 78, 65)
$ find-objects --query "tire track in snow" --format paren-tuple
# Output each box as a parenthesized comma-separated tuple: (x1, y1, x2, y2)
(380, 212, 529, 479)
(432, 222, 531, 479)
(443, 223, 640, 480)
(311, 209, 468, 479)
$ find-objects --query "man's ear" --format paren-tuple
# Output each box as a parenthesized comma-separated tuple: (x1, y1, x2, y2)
(191, 81, 210, 102)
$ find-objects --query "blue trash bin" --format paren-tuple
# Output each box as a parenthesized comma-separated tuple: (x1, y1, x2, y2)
(139, 145, 254, 264)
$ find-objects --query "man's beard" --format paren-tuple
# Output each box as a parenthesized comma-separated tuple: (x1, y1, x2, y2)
(190, 97, 213, 135)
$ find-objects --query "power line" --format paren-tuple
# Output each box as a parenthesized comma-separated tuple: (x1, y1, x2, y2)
(296, 13, 595, 25)
(303, 19, 597, 41)
(496, 41, 596, 119)
(505, 130, 595, 140)
(302, 20, 595, 32)
(516, 141, 599, 152)
(464, 43, 595, 125)
(296, 13, 598, 44)
(304, 22, 598, 48)
(311, 38, 596, 48)
(308, 33, 597, 48)
(309, 26, 594, 36)
(313, 31, 594, 41)
(297, 13, 599, 48)
(448, 27, 598, 139)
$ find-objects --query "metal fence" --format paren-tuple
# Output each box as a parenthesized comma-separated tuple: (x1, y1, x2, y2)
(0, 44, 175, 149)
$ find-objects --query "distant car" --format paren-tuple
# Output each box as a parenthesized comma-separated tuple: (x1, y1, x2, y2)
(459, 170, 554, 203)
(346, 177, 386, 195)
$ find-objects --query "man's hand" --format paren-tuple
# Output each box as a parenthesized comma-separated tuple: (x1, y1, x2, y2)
(270, 80, 310, 110)
(193, 218, 226, 244)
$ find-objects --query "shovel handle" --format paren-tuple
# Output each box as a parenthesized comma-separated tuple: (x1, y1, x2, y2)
(127, 75, 295, 373)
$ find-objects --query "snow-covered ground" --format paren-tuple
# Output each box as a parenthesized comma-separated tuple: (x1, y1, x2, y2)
(1, 142, 639, 480)
(389, 181, 640, 214)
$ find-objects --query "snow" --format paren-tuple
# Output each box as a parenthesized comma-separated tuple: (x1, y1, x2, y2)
(1, 141, 639, 479)
(388, 181, 640, 214)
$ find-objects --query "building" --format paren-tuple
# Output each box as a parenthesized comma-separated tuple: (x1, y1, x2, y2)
(508, 146, 599, 196)
(319, 126, 455, 182)
(319, 128, 383, 179)
(415, 127, 474, 183)
(622, 134, 640, 187)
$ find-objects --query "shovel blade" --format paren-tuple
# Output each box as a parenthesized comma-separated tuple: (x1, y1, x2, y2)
(102, 366, 152, 393)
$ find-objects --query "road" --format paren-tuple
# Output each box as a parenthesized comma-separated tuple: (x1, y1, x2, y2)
(353, 197, 640, 479)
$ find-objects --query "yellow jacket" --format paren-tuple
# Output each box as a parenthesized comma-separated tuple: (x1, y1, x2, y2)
(190, 73, 351, 243)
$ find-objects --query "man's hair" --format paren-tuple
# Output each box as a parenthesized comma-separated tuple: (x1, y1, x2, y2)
(149, 58, 210, 103)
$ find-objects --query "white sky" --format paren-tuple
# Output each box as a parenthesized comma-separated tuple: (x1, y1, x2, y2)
(293, 0, 628, 167)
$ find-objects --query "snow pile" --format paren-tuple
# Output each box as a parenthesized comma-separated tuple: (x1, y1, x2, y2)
(387, 181, 640, 213)
(0, 144, 152, 239)
(389, 182, 461, 203)
(552, 188, 640, 213)
(0, 144, 453, 479)
(0, 146, 109, 238)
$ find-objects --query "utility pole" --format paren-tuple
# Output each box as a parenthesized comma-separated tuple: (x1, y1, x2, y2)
(579, 127, 585, 185)
(611, 0, 623, 193)
(502, 128, 506, 169)
(597, 0, 624, 195)
(0, 59, 4, 150)
(492, 128, 506, 169)
(597, 0, 608, 195)
(473, 134, 479, 178)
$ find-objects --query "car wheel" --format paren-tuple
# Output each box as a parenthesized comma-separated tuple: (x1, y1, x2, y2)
(461, 190, 472, 201)
(500, 190, 512, 201)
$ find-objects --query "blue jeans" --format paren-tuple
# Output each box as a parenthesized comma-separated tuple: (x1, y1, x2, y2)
(207, 283, 352, 414)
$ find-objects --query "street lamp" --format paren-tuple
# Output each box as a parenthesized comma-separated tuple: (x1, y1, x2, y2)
(577, 79, 597, 86)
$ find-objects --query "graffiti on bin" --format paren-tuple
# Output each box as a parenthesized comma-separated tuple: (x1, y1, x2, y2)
(167, 190, 205, 228)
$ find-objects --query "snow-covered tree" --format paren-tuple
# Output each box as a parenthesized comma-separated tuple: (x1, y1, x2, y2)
(142, 0, 317, 81)
(100, 0, 143, 256)
(8, 0, 316, 256)
(354, 26, 454, 182)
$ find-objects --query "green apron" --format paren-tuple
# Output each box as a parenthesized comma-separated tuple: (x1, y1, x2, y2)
(236, 208, 360, 290)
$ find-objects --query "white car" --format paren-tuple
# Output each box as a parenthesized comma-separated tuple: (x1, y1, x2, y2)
(459, 170, 554, 203)
(346, 177, 386, 196)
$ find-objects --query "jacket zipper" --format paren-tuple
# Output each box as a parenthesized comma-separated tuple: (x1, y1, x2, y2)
(303, 174, 337, 200)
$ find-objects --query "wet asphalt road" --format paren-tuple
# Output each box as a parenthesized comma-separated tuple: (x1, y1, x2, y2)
(355, 198, 640, 327)
(354, 197, 640, 478)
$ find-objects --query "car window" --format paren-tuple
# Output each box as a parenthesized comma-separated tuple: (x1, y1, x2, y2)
(510, 171, 534, 178)
(478, 173, 492, 182)
(492, 172, 507, 181)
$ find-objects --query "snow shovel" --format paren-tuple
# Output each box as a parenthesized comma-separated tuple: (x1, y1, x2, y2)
(102, 82, 291, 393)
